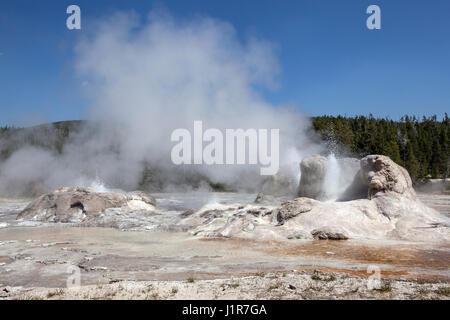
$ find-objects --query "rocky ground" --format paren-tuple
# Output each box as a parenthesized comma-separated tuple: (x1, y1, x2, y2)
(2, 270, 449, 300)
(1, 155, 449, 300)
(0, 225, 449, 300)
(0, 191, 449, 300)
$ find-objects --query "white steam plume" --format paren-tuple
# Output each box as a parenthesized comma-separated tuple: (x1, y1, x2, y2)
(0, 10, 324, 196)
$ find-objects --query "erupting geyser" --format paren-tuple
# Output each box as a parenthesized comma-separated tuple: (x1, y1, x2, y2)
(179, 155, 450, 242)
(322, 153, 341, 201)
(18, 154, 449, 242)
(297, 154, 359, 201)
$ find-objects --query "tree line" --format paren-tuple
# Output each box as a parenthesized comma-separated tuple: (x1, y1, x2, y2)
(312, 114, 449, 182)
(1, 116, 449, 183)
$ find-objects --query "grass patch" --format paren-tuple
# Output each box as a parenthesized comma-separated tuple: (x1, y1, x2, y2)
(187, 277, 195, 283)
(373, 281, 392, 292)
(310, 286, 322, 292)
(150, 292, 159, 300)
(171, 287, 178, 294)
(267, 282, 282, 291)
(104, 290, 117, 298)
(435, 287, 450, 296)
(46, 289, 64, 298)
(311, 274, 321, 281)
(311, 274, 336, 282)
(416, 278, 436, 285)
(324, 275, 336, 282)
(417, 288, 430, 295)
(229, 283, 240, 288)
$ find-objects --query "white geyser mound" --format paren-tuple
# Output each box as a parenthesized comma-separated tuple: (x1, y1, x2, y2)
(184, 155, 450, 242)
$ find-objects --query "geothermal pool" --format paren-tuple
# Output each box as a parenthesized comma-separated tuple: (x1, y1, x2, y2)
(0, 192, 449, 290)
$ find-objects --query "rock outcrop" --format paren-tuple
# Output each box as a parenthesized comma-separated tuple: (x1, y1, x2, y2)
(297, 155, 328, 199)
(17, 187, 156, 223)
(340, 155, 416, 202)
(276, 197, 316, 224)
(254, 192, 264, 203)
(311, 226, 349, 240)
(361, 155, 415, 200)
(183, 155, 449, 242)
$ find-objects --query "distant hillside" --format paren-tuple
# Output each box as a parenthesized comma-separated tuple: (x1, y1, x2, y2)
(0, 120, 90, 161)
(1, 115, 449, 182)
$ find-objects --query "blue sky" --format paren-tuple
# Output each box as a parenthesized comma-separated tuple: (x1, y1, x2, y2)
(0, 0, 449, 126)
